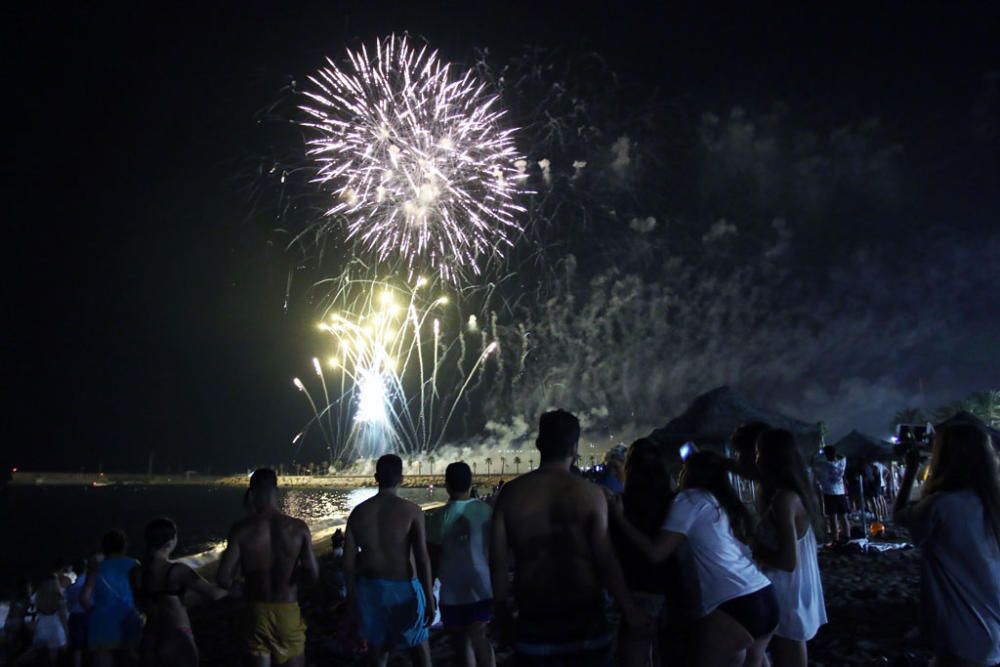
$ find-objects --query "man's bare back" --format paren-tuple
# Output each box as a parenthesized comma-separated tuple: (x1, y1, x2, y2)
(345, 493, 423, 580)
(219, 508, 318, 603)
(494, 467, 607, 613)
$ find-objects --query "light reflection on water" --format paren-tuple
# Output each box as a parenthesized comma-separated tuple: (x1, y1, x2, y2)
(181, 486, 447, 566)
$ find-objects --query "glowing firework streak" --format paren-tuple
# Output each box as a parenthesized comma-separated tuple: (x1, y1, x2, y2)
(300, 34, 528, 282)
(294, 277, 499, 461)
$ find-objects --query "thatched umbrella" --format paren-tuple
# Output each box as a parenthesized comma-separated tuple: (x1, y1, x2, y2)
(648, 386, 822, 457)
(831, 430, 894, 463)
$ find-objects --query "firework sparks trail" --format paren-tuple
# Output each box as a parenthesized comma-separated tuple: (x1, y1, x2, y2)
(293, 277, 500, 462)
(299, 34, 528, 283)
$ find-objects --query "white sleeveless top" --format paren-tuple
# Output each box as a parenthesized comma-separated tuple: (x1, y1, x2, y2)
(765, 525, 828, 641)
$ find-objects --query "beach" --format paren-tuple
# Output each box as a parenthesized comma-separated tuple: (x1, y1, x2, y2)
(185, 526, 931, 666)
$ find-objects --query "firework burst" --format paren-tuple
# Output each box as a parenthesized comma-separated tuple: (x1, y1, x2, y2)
(299, 34, 527, 283)
(293, 276, 499, 461)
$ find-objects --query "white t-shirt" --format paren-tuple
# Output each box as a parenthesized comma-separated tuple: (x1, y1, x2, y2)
(813, 457, 847, 495)
(661, 489, 771, 616)
(426, 498, 493, 606)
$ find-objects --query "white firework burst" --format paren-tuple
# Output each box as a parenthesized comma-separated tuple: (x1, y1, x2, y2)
(300, 34, 527, 282)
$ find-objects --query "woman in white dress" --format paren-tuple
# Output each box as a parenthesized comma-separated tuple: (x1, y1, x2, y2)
(753, 429, 827, 667)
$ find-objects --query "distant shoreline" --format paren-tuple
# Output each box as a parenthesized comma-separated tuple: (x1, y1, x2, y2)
(7, 471, 514, 489)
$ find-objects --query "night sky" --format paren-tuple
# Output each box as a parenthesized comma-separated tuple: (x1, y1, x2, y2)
(5, 3, 998, 472)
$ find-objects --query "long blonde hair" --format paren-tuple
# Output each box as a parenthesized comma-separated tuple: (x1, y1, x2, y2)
(34, 575, 63, 615)
(924, 422, 1000, 548)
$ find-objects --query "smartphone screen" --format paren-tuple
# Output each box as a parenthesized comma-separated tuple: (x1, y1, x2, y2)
(680, 442, 693, 460)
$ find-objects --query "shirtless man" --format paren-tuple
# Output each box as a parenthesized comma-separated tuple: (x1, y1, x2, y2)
(490, 409, 649, 666)
(217, 468, 318, 666)
(343, 454, 433, 667)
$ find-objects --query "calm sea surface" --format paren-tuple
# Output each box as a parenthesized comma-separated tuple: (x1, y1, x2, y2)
(0, 484, 445, 596)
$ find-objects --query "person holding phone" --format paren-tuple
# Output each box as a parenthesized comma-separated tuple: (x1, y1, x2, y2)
(894, 421, 1000, 666)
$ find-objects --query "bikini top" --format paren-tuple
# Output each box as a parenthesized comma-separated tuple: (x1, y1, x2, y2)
(140, 562, 188, 602)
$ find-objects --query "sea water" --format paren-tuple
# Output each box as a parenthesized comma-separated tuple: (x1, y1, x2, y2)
(0, 484, 445, 597)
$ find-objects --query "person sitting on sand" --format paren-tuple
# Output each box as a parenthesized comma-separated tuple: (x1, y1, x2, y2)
(343, 454, 434, 667)
(82, 530, 143, 667)
(132, 517, 227, 666)
(490, 409, 648, 667)
(611, 451, 778, 667)
(217, 468, 319, 667)
(812, 446, 850, 543)
(894, 421, 1000, 667)
(753, 429, 827, 667)
(427, 461, 496, 667)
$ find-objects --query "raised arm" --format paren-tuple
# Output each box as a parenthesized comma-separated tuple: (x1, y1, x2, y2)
(216, 526, 241, 590)
(893, 449, 922, 524)
(409, 507, 436, 626)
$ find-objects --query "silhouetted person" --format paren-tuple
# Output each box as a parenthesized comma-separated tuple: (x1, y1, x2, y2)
(610, 438, 684, 667)
(32, 571, 69, 665)
(596, 445, 627, 494)
(612, 451, 777, 667)
(894, 422, 1000, 666)
(754, 429, 827, 667)
(490, 409, 647, 666)
(812, 445, 850, 542)
(82, 529, 142, 667)
(343, 454, 433, 667)
(427, 461, 495, 667)
(65, 558, 90, 667)
(218, 468, 318, 666)
(132, 517, 226, 666)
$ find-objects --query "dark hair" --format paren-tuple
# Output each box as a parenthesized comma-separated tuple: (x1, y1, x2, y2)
(445, 461, 472, 494)
(73, 559, 87, 576)
(144, 517, 178, 553)
(731, 421, 770, 454)
(925, 422, 1000, 548)
(623, 439, 674, 536)
(102, 529, 128, 556)
(245, 468, 278, 508)
(51, 557, 68, 574)
(249, 468, 277, 491)
(536, 409, 580, 462)
(823, 445, 837, 458)
(680, 451, 752, 542)
(756, 429, 820, 526)
(375, 455, 403, 488)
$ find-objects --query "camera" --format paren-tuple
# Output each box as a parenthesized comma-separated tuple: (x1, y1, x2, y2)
(893, 423, 933, 459)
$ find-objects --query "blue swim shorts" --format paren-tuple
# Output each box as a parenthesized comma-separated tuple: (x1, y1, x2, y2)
(355, 577, 429, 649)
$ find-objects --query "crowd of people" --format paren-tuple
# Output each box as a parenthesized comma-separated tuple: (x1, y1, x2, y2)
(3, 409, 998, 666)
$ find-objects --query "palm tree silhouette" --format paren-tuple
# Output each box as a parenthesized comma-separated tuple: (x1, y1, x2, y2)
(500, 457, 507, 475)
(514, 456, 522, 474)
(485, 457, 493, 475)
